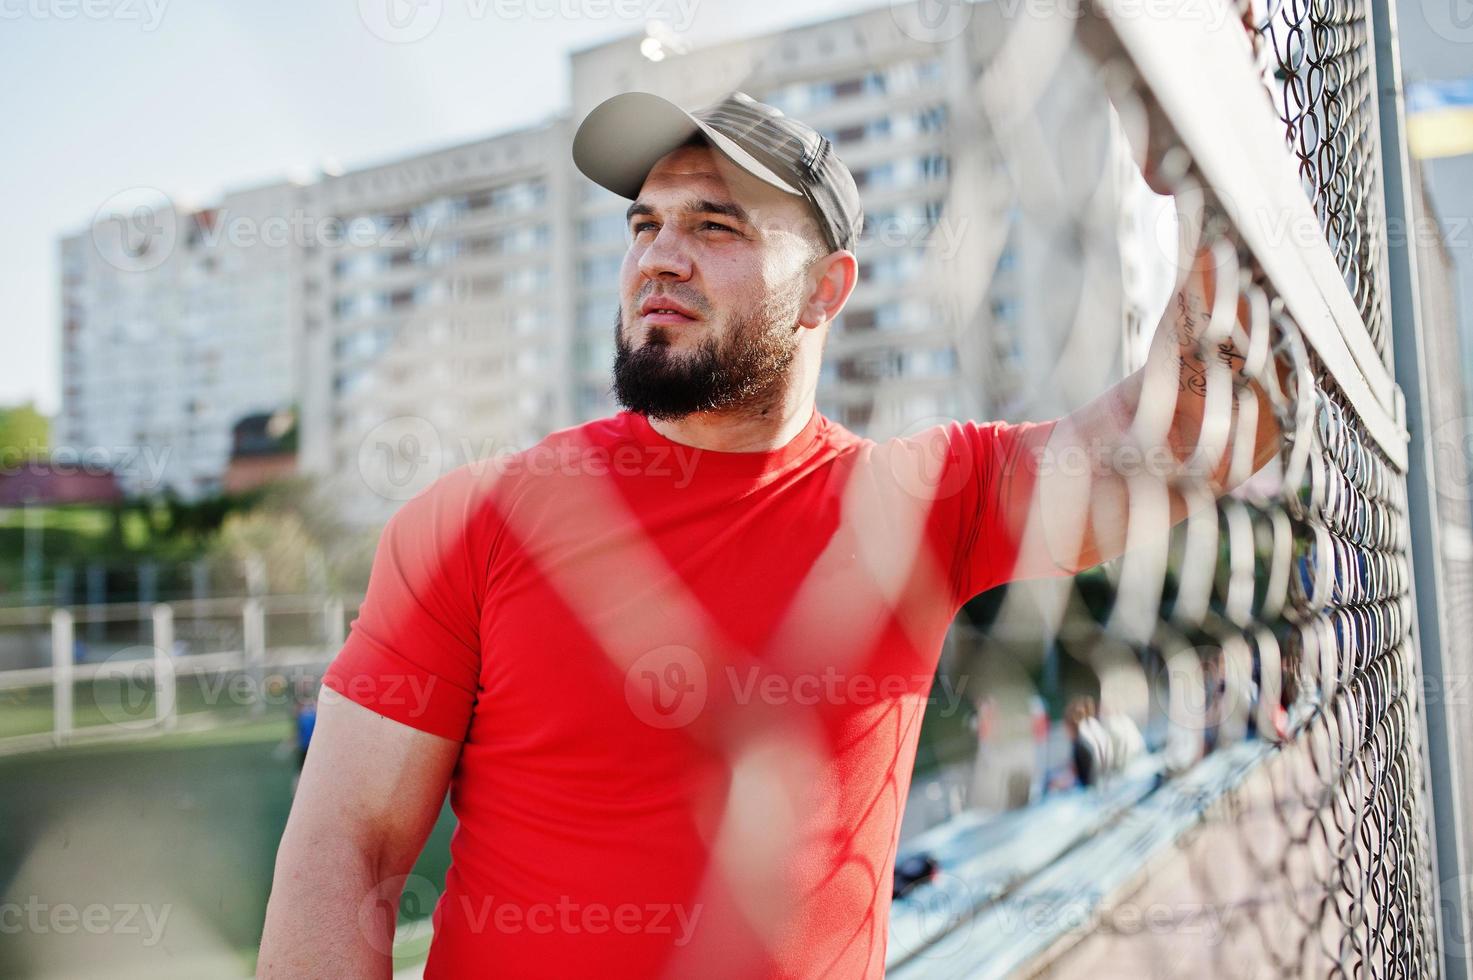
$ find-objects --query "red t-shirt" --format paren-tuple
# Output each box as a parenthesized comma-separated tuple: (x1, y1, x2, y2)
(323, 408, 1057, 979)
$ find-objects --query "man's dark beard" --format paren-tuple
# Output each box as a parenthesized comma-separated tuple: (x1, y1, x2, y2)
(612, 303, 799, 421)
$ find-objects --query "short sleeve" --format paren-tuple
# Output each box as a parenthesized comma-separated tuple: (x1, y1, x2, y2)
(321, 466, 493, 742)
(938, 417, 1063, 604)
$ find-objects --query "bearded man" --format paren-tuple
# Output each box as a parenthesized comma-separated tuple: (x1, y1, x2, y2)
(258, 90, 1279, 979)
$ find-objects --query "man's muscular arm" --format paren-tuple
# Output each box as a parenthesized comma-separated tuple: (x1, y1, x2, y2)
(257, 691, 460, 978)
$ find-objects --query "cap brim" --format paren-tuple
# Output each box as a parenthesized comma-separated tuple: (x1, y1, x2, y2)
(572, 92, 803, 200)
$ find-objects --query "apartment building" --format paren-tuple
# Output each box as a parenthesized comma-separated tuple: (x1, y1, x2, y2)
(297, 125, 576, 524)
(59, 181, 304, 498)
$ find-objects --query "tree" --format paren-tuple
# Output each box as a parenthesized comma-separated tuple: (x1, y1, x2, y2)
(0, 403, 49, 468)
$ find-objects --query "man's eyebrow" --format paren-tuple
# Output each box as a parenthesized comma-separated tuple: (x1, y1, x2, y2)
(625, 198, 751, 225)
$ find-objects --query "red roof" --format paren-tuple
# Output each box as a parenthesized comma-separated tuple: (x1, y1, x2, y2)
(0, 464, 124, 506)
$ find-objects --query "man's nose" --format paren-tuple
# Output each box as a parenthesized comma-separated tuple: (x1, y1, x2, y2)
(637, 225, 693, 281)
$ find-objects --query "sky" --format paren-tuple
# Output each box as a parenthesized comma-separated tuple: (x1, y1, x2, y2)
(0, 0, 871, 416)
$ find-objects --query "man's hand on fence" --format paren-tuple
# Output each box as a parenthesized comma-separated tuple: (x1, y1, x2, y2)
(1020, 246, 1284, 577)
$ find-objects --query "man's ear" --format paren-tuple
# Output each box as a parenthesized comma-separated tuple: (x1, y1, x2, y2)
(799, 250, 858, 329)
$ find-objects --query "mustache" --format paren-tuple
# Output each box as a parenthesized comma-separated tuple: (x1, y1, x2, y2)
(634, 285, 711, 316)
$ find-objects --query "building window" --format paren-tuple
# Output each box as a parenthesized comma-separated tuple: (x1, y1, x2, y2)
(334, 253, 381, 279)
(579, 213, 627, 245)
(916, 104, 948, 133)
(574, 334, 615, 372)
(580, 254, 622, 289)
(891, 58, 944, 93)
(579, 300, 613, 331)
(918, 154, 949, 182)
(513, 308, 546, 336)
(854, 162, 895, 191)
(902, 348, 957, 378)
(862, 209, 895, 237)
(510, 223, 550, 253)
(860, 253, 919, 285)
(493, 180, 547, 214)
(506, 265, 550, 293)
(841, 401, 873, 429)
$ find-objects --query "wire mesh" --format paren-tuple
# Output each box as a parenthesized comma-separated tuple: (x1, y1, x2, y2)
(1257, 0, 1395, 366)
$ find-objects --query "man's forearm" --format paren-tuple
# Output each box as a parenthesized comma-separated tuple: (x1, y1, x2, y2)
(257, 833, 401, 978)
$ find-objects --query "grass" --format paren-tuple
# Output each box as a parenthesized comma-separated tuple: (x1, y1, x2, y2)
(0, 717, 456, 980)
(0, 675, 270, 741)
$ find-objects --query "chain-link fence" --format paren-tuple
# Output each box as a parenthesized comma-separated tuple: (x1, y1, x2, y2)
(875, 0, 1458, 974)
(1258, 0, 1396, 366)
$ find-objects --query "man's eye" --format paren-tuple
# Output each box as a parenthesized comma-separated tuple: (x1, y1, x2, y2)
(632, 221, 657, 234)
(702, 221, 735, 232)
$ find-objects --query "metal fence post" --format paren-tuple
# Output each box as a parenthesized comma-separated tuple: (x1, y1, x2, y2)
(50, 608, 73, 747)
(85, 562, 105, 644)
(243, 598, 266, 716)
(1371, 0, 1473, 971)
(152, 603, 176, 731)
(323, 596, 346, 652)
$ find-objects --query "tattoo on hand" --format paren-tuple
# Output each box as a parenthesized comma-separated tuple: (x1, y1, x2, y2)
(1173, 289, 1247, 395)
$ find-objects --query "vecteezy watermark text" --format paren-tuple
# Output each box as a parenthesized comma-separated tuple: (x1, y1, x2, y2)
(0, 442, 171, 490)
(0, 898, 172, 947)
(457, 895, 703, 944)
(357, 0, 698, 44)
(357, 874, 703, 951)
(625, 645, 972, 729)
(358, 416, 707, 501)
(0, 0, 168, 29)
(90, 187, 441, 274)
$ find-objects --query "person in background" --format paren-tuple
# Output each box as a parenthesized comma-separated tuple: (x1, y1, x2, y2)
(1065, 696, 1110, 789)
(1101, 708, 1145, 772)
(291, 676, 318, 795)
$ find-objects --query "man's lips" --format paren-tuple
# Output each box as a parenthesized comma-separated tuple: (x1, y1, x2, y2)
(639, 296, 700, 323)
(642, 310, 697, 324)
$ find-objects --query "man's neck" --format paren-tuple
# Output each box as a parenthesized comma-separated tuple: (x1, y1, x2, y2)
(645, 389, 817, 454)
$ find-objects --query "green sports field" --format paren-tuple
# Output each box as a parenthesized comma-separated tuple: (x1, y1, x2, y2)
(0, 674, 268, 743)
(0, 718, 453, 979)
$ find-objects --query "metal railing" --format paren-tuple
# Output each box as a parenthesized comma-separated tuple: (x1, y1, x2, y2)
(0, 595, 354, 754)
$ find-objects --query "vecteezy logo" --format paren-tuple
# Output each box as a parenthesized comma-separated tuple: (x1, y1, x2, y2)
(884, 415, 974, 504)
(892, 0, 973, 43)
(91, 647, 165, 730)
(1430, 415, 1473, 503)
(356, 874, 439, 954)
(91, 187, 178, 274)
(358, 0, 443, 43)
(624, 646, 707, 729)
(1419, 0, 1473, 42)
(358, 416, 443, 501)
